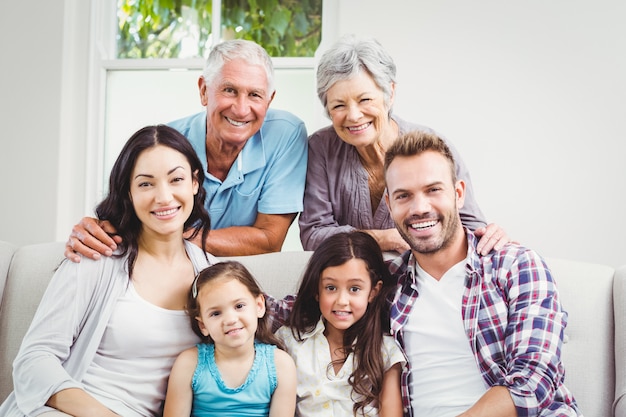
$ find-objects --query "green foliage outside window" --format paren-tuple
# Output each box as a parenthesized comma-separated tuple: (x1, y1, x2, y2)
(117, 0, 322, 58)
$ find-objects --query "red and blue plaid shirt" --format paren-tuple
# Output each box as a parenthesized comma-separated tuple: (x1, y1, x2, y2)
(387, 230, 580, 416)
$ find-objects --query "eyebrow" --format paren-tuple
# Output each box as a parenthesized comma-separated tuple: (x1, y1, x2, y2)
(391, 180, 445, 194)
(134, 165, 185, 180)
(321, 276, 367, 284)
(222, 81, 267, 96)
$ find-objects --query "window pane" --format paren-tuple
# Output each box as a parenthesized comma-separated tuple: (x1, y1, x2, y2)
(221, 0, 322, 57)
(116, 0, 321, 58)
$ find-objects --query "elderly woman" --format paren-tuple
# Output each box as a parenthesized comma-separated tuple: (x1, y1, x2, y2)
(299, 34, 507, 253)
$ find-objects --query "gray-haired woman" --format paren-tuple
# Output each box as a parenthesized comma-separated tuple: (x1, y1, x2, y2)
(299, 34, 509, 254)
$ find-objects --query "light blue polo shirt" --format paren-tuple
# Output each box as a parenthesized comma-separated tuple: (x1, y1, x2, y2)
(168, 109, 307, 229)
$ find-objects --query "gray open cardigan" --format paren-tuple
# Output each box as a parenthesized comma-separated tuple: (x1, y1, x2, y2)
(0, 240, 215, 417)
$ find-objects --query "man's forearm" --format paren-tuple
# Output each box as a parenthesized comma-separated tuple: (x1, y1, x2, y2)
(191, 212, 296, 256)
(198, 226, 283, 256)
(459, 386, 517, 417)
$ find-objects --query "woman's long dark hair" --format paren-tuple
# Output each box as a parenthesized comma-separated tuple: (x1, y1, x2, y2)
(95, 125, 210, 275)
(289, 231, 394, 415)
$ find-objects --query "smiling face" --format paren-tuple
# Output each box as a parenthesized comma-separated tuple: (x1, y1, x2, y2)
(195, 277, 265, 350)
(326, 71, 395, 149)
(385, 151, 465, 255)
(317, 258, 381, 340)
(129, 145, 199, 239)
(199, 58, 274, 152)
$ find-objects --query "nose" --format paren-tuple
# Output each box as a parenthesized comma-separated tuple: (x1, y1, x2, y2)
(231, 94, 249, 116)
(345, 103, 363, 122)
(336, 289, 349, 306)
(409, 194, 431, 216)
(222, 309, 237, 326)
(155, 183, 173, 204)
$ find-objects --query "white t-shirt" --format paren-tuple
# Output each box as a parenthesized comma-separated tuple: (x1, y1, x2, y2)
(81, 282, 199, 417)
(405, 260, 487, 416)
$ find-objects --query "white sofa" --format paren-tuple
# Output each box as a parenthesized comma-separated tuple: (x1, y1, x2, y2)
(0, 240, 624, 416)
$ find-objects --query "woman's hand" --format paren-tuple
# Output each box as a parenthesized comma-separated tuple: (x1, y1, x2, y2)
(366, 229, 411, 253)
(473, 223, 514, 255)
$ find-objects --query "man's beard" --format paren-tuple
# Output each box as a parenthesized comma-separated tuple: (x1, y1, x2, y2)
(396, 209, 461, 255)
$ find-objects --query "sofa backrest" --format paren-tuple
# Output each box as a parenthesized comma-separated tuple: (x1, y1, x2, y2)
(0, 242, 310, 402)
(614, 265, 626, 417)
(0, 242, 67, 402)
(0, 241, 15, 311)
(0, 241, 624, 416)
(549, 258, 616, 416)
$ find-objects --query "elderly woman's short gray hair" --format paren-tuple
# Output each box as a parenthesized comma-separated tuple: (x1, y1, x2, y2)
(203, 39, 275, 96)
(317, 35, 397, 117)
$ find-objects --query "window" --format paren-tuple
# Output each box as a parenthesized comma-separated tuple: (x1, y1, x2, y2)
(88, 0, 330, 250)
(117, 0, 322, 58)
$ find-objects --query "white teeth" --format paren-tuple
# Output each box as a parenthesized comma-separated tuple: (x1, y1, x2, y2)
(347, 123, 370, 132)
(411, 220, 437, 230)
(334, 311, 351, 316)
(155, 208, 177, 216)
(226, 117, 247, 126)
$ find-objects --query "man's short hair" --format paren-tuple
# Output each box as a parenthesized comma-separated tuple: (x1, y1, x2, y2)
(384, 130, 457, 183)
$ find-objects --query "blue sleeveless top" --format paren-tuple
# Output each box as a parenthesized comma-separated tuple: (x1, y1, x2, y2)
(191, 342, 278, 417)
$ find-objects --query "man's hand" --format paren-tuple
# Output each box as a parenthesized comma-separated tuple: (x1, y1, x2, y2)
(474, 223, 514, 256)
(64, 217, 121, 263)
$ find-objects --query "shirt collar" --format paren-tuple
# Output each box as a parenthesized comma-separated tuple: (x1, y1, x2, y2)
(297, 317, 327, 341)
(393, 227, 482, 285)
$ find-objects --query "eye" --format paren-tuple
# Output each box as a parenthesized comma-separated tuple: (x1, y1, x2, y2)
(171, 176, 185, 183)
(235, 303, 245, 310)
(324, 285, 336, 292)
(360, 97, 371, 103)
(137, 181, 152, 188)
(209, 311, 220, 317)
(428, 186, 442, 193)
(394, 192, 408, 201)
(350, 286, 361, 293)
(330, 104, 344, 111)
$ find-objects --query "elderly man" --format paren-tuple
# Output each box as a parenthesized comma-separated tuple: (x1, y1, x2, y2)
(65, 39, 307, 258)
(383, 130, 580, 416)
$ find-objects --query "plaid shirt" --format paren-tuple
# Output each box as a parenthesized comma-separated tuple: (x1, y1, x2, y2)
(388, 230, 581, 417)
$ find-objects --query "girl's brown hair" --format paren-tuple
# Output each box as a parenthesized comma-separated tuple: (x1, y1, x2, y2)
(187, 261, 284, 350)
(288, 231, 394, 415)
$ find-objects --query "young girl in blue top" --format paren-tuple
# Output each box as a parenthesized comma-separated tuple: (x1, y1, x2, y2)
(163, 261, 296, 417)
(276, 231, 405, 417)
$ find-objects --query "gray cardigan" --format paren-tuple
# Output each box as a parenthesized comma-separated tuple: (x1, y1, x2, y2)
(0, 240, 215, 417)
(298, 115, 487, 250)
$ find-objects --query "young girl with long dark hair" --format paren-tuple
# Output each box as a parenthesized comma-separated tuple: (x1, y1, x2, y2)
(276, 231, 405, 417)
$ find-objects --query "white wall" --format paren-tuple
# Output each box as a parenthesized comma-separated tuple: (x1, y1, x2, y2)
(0, 0, 624, 268)
(0, 1, 67, 246)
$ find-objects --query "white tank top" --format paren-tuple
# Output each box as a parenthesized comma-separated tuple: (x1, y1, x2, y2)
(405, 260, 487, 416)
(81, 282, 199, 417)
